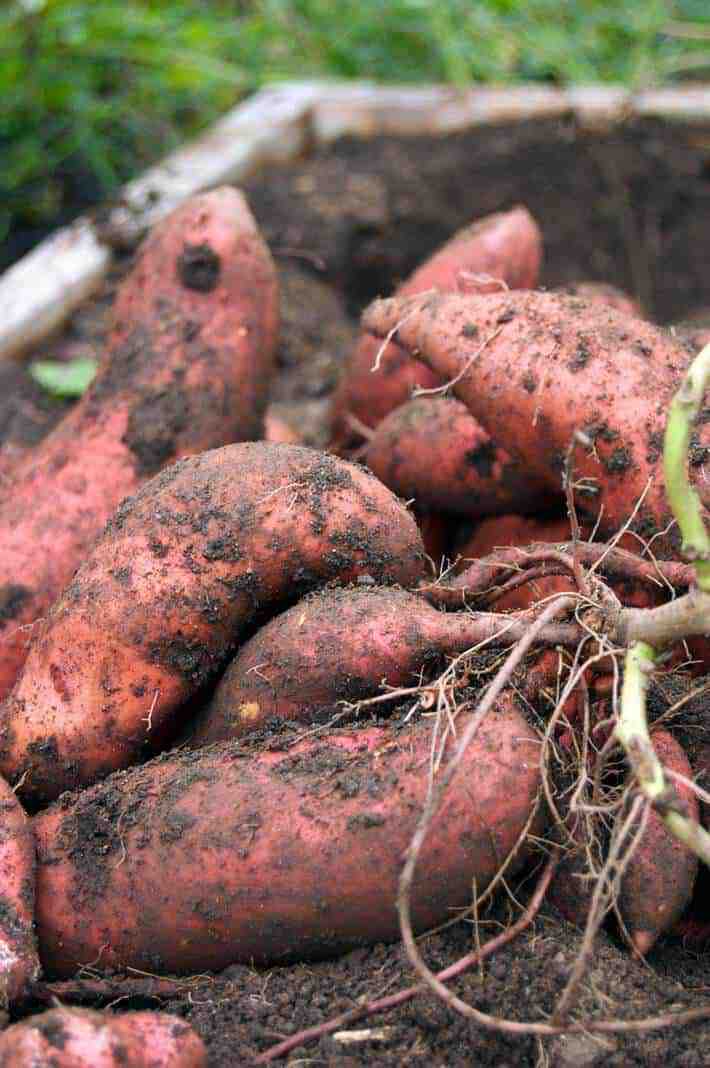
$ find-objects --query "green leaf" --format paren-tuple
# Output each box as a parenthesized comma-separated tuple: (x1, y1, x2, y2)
(29, 356, 98, 398)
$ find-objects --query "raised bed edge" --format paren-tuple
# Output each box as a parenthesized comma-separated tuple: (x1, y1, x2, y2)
(1, 80, 708, 362)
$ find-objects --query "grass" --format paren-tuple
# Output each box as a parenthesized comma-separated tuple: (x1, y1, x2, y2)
(1, 0, 708, 264)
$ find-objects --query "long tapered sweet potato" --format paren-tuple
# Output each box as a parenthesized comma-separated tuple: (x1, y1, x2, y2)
(330, 206, 542, 446)
(618, 729, 698, 955)
(33, 697, 543, 977)
(0, 772, 39, 1007)
(363, 289, 707, 553)
(0, 1007, 206, 1067)
(0, 443, 425, 803)
(0, 187, 279, 704)
(364, 396, 554, 518)
(187, 585, 569, 746)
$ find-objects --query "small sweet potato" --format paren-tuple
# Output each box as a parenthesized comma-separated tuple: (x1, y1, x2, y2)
(330, 206, 542, 446)
(34, 697, 544, 976)
(618, 729, 698, 955)
(0, 772, 39, 1007)
(364, 396, 554, 518)
(363, 289, 706, 553)
(0, 1007, 206, 1067)
(0, 443, 424, 803)
(187, 585, 544, 745)
(0, 188, 279, 703)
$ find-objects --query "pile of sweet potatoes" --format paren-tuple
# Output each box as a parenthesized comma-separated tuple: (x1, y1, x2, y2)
(1, 182, 710, 1061)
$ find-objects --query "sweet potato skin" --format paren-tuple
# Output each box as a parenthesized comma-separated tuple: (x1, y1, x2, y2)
(188, 585, 523, 745)
(0, 443, 425, 803)
(0, 772, 39, 1007)
(363, 289, 705, 553)
(558, 282, 641, 319)
(618, 729, 698, 955)
(0, 188, 279, 704)
(0, 1007, 206, 1067)
(34, 698, 543, 976)
(364, 397, 553, 518)
(330, 206, 542, 445)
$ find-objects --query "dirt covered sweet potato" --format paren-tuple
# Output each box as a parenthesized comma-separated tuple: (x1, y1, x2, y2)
(363, 289, 707, 554)
(364, 396, 554, 519)
(330, 206, 542, 447)
(0, 1007, 206, 1067)
(618, 729, 698, 955)
(0, 188, 279, 703)
(34, 696, 544, 976)
(0, 772, 39, 1007)
(187, 585, 568, 745)
(0, 443, 425, 803)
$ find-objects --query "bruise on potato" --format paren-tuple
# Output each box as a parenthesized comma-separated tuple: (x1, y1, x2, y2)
(618, 729, 699, 955)
(365, 396, 555, 519)
(0, 443, 425, 803)
(187, 585, 542, 745)
(0, 1006, 207, 1067)
(0, 187, 279, 704)
(0, 772, 39, 1008)
(330, 206, 542, 448)
(363, 289, 709, 555)
(33, 698, 544, 977)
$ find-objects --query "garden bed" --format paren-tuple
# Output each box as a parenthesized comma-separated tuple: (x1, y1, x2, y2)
(5, 87, 710, 1066)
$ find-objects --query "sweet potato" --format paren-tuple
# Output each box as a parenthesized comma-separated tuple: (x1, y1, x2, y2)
(558, 282, 642, 319)
(0, 364, 73, 483)
(0, 772, 39, 1007)
(34, 696, 543, 976)
(0, 188, 279, 703)
(187, 585, 552, 745)
(0, 1007, 206, 1067)
(618, 729, 698, 955)
(330, 206, 542, 446)
(363, 289, 706, 553)
(0, 443, 425, 803)
(364, 396, 554, 518)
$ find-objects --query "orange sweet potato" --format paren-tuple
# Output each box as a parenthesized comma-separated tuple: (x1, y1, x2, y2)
(364, 396, 554, 518)
(34, 696, 543, 976)
(0, 1007, 206, 1067)
(363, 289, 707, 554)
(0, 443, 424, 803)
(0, 772, 39, 1007)
(618, 729, 698, 955)
(330, 206, 542, 447)
(0, 188, 279, 704)
(187, 585, 568, 746)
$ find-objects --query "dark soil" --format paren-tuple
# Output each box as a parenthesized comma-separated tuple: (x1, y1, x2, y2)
(5, 117, 710, 1064)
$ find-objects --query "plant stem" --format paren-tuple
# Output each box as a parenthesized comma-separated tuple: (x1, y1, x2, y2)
(615, 640, 710, 868)
(663, 343, 710, 591)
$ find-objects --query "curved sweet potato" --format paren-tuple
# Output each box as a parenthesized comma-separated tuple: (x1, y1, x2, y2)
(34, 697, 543, 976)
(0, 443, 425, 803)
(187, 585, 546, 745)
(363, 289, 705, 554)
(0, 188, 279, 704)
(364, 396, 553, 518)
(330, 206, 542, 447)
(0, 1007, 206, 1067)
(0, 772, 39, 1007)
(618, 729, 698, 955)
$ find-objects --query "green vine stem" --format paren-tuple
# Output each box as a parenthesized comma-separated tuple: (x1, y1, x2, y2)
(663, 342, 710, 590)
(615, 641, 710, 868)
(614, 350, 710, 871)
